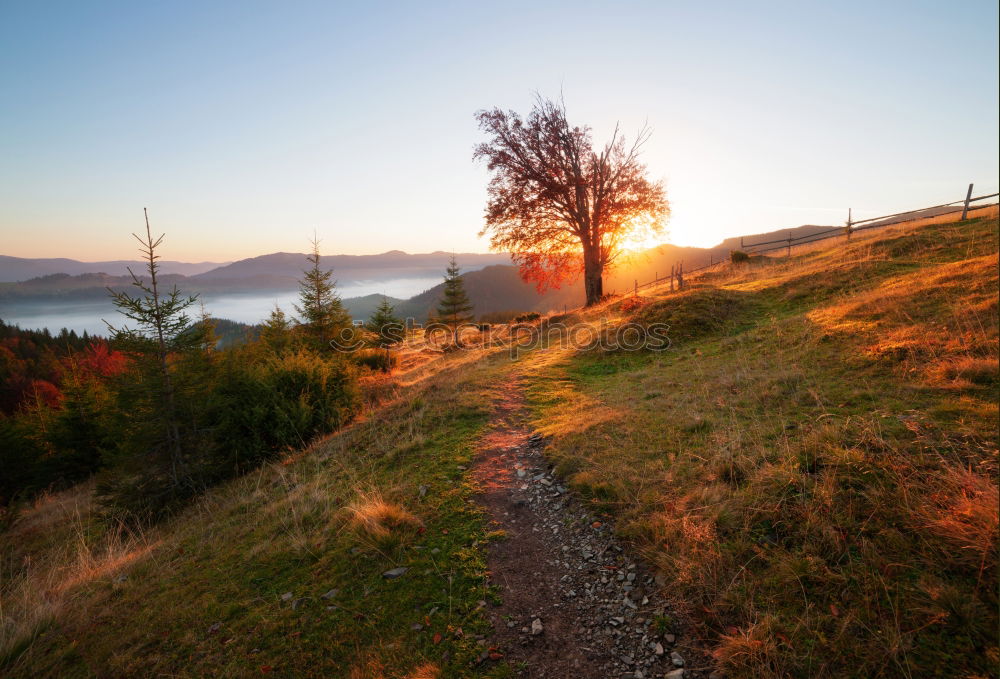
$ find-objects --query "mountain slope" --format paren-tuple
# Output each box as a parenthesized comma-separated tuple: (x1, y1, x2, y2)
(2, 211, 996, 678)
(393, 264, 582, 321)
(341, 293, 406, 322)
(522, 213, 999, 678)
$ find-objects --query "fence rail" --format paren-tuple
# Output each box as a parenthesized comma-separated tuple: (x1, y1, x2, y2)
(631, 183, 999, 295)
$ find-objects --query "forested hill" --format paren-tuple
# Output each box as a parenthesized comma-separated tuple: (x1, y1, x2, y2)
(390, 265, 581, 321)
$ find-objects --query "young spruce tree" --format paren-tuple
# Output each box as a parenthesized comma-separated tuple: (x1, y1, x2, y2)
(365, 297, 404, 350)
(103, 208, 208, 518)
(362, 296, 403, 372)
(294, 236, 352, 352)
(260, 305, 294, 355)
(436, 256, 474, 344)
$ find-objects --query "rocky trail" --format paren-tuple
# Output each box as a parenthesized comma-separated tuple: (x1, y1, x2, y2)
(472, 377, 712, 679)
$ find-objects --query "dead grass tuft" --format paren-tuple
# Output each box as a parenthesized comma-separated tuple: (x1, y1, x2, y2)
(712, 616, 784, 677)
(928, 356, 999, 388)
(912, 466, 998, 576)
(346, 490, 424, 542)
(348, 658, 439, 679)
(1, 501, 154, 669)
(406, 663, 441, 679)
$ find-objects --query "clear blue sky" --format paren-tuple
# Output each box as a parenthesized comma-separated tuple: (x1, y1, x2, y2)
(1, 0, 997, 261)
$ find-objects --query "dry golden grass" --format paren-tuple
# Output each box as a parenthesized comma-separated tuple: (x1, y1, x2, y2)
(346, 489, 424, 540)
(523, 215, 999, 678)
(0, 486, 156, 666)
(3, 210, 994, 678)
(711, 615, 784, 676)
(912, 465, 998, 576)
(928, 356, 999, 388)
(349, 657, 440, 679)
(392, 327, 513, 387)
(807, 253, 998, 395)
(634, 204, 998, 304)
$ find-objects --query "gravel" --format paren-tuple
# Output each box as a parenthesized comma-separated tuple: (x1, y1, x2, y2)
(487, 433, 704, 678)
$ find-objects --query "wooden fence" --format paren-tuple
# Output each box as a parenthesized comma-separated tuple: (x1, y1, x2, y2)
(631, 183, 999, 295)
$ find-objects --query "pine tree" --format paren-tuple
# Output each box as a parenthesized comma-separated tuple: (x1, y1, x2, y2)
(294, 236, 352, 352)
(365, 297, 404, 350)
(195, 302, 219, 352)
(103, 208, 208, 513)
(260, 305, 294, 355)
(435, 256, 474, 344)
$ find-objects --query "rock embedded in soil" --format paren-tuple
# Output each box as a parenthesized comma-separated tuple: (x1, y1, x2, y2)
(382, 567, 408, 579)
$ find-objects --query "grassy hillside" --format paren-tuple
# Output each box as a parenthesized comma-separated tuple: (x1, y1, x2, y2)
(523, 214, 998, 677)
(2, 213, 996, 678)
(1, 350, 517, 678)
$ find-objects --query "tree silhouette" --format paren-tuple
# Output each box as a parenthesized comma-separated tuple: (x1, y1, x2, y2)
(474, 96, 669, 306)
(435, 257, 474, 343)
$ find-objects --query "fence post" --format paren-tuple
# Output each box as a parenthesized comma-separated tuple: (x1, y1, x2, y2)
(670, 264, 674, 291)
(961, 183, 974, 220)
(787, 234, 792, 257)
(846, 207, 852, 241)
(634, 279, 638, 296)
(678, 262, 684, 290)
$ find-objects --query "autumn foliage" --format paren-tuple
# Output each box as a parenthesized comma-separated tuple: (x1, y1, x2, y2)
(475, 96, 669, 305)
(0, 323, 129, 503)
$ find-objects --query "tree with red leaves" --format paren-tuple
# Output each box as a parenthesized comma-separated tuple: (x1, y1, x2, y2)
(77, 341, 128, 378)
(474, 96, 669, 306)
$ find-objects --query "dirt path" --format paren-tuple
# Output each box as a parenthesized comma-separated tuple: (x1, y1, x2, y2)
(472, 375, 698, 679)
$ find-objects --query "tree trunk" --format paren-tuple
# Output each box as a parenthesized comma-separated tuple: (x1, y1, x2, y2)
(583, 253, 603, 306)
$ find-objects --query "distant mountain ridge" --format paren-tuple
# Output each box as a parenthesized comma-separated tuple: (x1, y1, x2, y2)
(192, 250, 512, 286)
(0, 250, 512, 285)
(0, 256, 226, 282)
(2, 223, 854, 323)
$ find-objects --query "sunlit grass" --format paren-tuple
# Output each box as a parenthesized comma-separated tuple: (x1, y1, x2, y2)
(3, 208, 996, 678)
(522, 214, 999, 677)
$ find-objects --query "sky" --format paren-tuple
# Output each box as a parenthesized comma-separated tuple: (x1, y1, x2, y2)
(1, 0, 997, 262)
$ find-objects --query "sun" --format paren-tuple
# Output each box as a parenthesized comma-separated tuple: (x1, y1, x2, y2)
(626, 233, 671, 253)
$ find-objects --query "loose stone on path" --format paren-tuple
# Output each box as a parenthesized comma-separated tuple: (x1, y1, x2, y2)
(471, 377, 705, 678)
